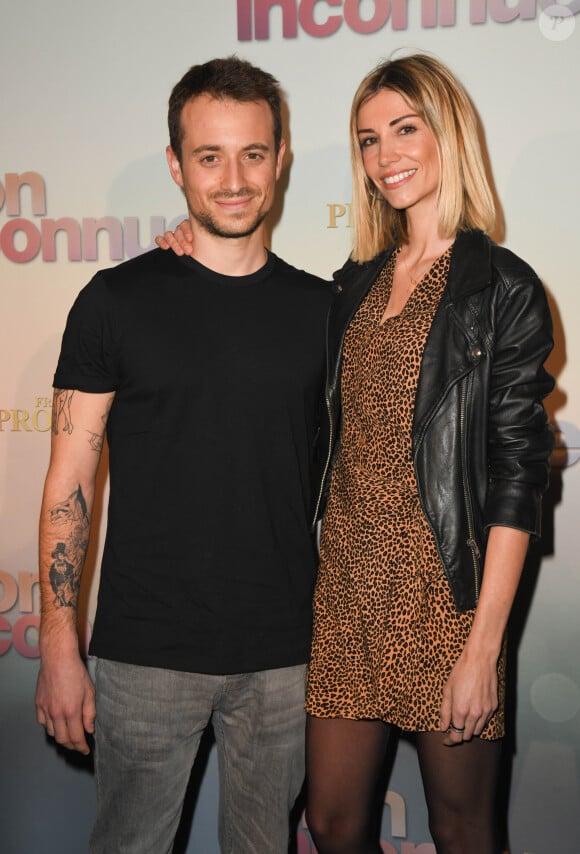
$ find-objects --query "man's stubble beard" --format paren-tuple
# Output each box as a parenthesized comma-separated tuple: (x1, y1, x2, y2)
(189, 190, 268, 240)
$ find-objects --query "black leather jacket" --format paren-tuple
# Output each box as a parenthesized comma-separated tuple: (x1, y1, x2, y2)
(314, 230, 554, 612)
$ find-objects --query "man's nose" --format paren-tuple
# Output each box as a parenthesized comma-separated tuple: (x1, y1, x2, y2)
(222, 158, 244, 192)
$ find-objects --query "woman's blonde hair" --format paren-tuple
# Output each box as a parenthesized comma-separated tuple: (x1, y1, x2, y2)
(350, 53, 496, 262)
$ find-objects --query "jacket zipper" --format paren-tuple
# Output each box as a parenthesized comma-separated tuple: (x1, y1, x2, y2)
(311, 388, 334, 530)
(412, 297, 483, 605)
(460, 374, 481, 602)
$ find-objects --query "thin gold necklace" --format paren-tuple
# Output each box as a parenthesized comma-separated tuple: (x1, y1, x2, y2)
(401, 252, 430, 290)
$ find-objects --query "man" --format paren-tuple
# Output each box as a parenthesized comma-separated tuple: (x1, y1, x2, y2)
(35, 57, 331, 854)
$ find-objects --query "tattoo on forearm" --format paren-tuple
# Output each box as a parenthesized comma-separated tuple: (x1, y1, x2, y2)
(47, 486, 90, 608)
(87, 431, 104, 452)
(52, 389, 75, 436)
(86, 395, 114, 452)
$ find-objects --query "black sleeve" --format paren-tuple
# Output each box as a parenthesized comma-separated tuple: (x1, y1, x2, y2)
(53, 273, 120, 393)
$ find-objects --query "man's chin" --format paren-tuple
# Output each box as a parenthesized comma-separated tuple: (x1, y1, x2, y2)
(192, 211, 266, 240)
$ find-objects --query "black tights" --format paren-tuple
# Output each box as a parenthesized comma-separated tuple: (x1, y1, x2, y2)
(306, 716, 502, 854)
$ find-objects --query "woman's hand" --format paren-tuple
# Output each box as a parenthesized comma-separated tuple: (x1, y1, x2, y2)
(440, 526, 529, 746)
(155, 220, 194, 256)
(439, 645, 498, 746)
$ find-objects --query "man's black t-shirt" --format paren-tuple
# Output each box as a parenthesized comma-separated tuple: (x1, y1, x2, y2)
(54, 248, 331, 673)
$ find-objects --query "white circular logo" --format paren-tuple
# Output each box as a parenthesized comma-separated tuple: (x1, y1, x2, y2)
(530, 672, 580, 723)
(539, 4, 576, 41)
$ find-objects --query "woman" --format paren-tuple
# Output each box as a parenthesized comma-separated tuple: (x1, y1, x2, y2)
(304, 55, 553, 854)
(158, 53, 554, 854)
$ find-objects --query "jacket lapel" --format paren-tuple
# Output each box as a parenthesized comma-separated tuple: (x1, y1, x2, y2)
(412, 231, 493, 440)
(328, 248, 394, 382)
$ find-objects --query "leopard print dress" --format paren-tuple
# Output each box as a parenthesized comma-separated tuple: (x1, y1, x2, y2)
(306, 247, 504, 739)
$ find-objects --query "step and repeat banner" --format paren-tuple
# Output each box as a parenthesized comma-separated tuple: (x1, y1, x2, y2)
(1, 2, 579, 852)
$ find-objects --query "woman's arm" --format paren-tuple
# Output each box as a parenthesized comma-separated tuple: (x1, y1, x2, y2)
(440, 524, 529, 744)
(441, 253, 554, 745)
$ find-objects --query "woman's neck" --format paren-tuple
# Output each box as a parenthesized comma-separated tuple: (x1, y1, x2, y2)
(401, 211, 455, 266)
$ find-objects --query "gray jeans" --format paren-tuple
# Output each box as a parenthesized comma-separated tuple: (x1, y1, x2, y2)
(89, 658, 307, 854)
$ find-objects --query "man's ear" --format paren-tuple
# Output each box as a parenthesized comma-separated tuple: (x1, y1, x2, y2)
(275, 139, 286, 180)
(166, 146, 184, 188)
